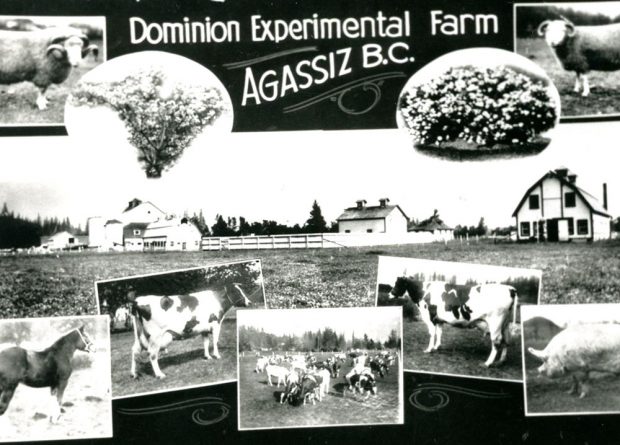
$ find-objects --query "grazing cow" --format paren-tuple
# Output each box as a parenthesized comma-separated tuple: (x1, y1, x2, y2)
(349, 371, 377, 397)
(255, 357, 269, 373)
(129, 283, 252, 379)
(389, 277, 518, 367)
(265, 364, 289, 387)
(280, 370, 301, 404)
(370, 358, 389, 378)
(299, 374, 321, 405)
(528, 323, 620, 398)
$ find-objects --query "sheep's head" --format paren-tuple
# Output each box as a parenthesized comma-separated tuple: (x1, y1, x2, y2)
(46, 27, 97, 66)
(537, 19, 576, 47)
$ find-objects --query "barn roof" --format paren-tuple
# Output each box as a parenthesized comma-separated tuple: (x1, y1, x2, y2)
(512, 169, 610, 218)
(336, 204, 409, 221)
(409, 220, 453, 232)
(123, 223, 149, 237)
(122, 199, 165, 215)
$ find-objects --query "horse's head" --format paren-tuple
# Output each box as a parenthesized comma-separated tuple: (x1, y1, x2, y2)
(226, 283, 253, 308)
(75, 325, 96, 353)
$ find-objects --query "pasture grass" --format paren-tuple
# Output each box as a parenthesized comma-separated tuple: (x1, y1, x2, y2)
(403, 320, 523, 381)
(516, 37, 620, 117)
(110, 318, 237, 398)
(1, 240, 619, 319)
(0, 39, 103, 125)
(237, 354, 402, 429)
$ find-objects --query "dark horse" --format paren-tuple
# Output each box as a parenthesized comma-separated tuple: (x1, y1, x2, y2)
(0, 325, 95, 423)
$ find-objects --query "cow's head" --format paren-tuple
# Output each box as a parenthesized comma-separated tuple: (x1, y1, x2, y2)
(389, 277, 424, 303)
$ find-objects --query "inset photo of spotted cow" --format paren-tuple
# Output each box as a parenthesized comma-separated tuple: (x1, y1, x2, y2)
(522, 304, 620, 416)
(237, 307, 403, 430)
(376, 256, 541, 382)
(95, 259, 265, 399)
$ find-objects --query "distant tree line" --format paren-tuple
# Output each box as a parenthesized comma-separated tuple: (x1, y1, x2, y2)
(238, 325, 400, 353)
(517, 5, 620, 38)
(454, 217, 488, 238)
(0, 203, 85, 249)
(204, 200, 338, 237)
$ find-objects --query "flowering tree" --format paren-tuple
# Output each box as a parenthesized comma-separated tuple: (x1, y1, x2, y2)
(399, 65, 557, 148)
(71, 69, 227, 178)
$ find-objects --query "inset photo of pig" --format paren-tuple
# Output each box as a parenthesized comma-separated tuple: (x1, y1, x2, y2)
(522, 304, 620, 416)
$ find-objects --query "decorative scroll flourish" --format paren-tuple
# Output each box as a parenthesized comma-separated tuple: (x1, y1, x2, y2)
(223, 47, 319, 69)
(283, 72, 406, 115)
(409, 383, 511, 412)
(117, 396, 231, 426)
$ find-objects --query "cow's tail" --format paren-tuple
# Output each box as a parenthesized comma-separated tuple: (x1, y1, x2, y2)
(510, 287, 518, 325)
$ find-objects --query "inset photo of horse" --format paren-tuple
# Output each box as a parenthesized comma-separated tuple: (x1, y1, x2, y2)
(515, 2, 620, 118)
(0, 15, 105, 126)
(523, 304, 620, 416)
(237, 307, 403, 430)
(95, 259, 265, 399)
(0, 315, 111, 442)
(376, 256, 541, 382)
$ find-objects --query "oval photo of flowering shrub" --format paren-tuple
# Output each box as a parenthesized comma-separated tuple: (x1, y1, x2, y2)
(397, 48, 560, 161)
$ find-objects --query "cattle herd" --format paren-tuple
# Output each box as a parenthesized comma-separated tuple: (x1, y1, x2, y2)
(252, 350, 397, 406)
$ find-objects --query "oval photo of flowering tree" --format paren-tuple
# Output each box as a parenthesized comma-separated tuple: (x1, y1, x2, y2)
(397, 48, 560, 161)
(65, 51, 232, 178)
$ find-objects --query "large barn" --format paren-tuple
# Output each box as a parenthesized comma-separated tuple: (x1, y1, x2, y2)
(512, 168, 611, 242)
(88, 199, 202, 251)
(336, 198, 409, 234)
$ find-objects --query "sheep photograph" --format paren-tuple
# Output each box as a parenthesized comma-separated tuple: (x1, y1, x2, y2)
(0, 16, 105, 125)
(95, 259, 265, 399)
(65, 51, 233, 179)
(0, 315, 112, 443)
(376, 255, 541, 382)
(522, 304, 620, 416)
(515, 3, 620, 117)
(237, 307, 403, 430)
(396, 47, 560, 161)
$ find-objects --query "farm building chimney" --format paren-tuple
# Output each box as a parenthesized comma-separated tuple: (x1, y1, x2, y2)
(356, 199, 367, 209)
(379, 198, 390, 208)
(567, 174, 577, 183)
(555, 167, 568, 178)
(603, 183, 608, 210)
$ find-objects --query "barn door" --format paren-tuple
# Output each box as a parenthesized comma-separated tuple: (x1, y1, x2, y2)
(547, 219, 559, 242)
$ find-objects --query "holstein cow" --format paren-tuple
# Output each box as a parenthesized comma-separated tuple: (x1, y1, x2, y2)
(389, 277, 518, 367)
(129, 283, 252, 379)
(370, 357, 389, 378)
(280, 370, 301, 405)
(349, 371, 377, 397)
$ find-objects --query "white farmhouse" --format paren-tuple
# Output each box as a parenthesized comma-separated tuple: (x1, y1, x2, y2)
(40, 231, 88, 251)
(142, 217, 202, 251)
(512, 168, 611, 242)
(337, 198, 409, 234)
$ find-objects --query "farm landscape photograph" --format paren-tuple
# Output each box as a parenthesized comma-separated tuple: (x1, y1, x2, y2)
(236, 307, 403, 430)
(376, 256, 541, 381)
(522, 304, 620, 416)
(95, 260, 264, 398)
(0, 315, 111, 442)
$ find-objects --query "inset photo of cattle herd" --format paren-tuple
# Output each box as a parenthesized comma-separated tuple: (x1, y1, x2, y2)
(0, 315, 112, 442)
(95, 259, 265, 398)
(377, 256, 541, 381)
(236, 307, 403, 429)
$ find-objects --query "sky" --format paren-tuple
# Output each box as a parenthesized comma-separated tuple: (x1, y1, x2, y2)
(0, 120, 618, 229)
(238, 307, 401, 343)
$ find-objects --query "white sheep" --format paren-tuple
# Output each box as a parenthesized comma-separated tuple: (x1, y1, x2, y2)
(0, 26, 98, 110)
(538, 18, 620, 96)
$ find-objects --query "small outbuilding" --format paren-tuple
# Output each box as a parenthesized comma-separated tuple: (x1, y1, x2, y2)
(408, 214, 454, 242)
(512, 168, 611, 242)
(336, 198, 409, 234)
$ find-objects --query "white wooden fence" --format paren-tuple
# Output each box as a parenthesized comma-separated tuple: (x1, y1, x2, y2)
(201, 231, 452, 251)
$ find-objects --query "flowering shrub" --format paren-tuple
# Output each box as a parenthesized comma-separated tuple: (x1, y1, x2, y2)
(399, 65, 557, 147)
(71, 69, 226, 178)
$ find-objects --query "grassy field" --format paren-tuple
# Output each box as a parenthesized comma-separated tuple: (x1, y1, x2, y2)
(403, 320, 522, 381)
(1, 240, 620, 319)
(237, 353, 402, 429)
(111, 317, 237, 399)
(516, 37, 620, 117)
(0, 349, 111, 441)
